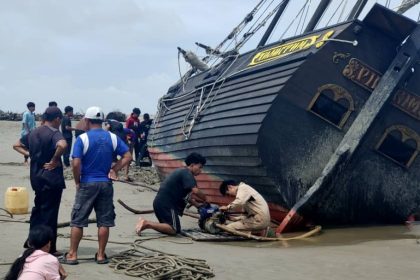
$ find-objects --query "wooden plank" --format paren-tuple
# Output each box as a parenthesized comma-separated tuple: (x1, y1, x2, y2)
(163, 60, 302, 113)
(152, 113, 267, 137)
(149, 134, 259, 151)
(156, 93, 277, 127)
(152, 124, 261, 143)
(156, 86, 282, 124)
(148, 145, 259, 158)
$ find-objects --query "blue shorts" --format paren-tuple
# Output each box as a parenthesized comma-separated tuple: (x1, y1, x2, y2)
(70, 181, 115, 227)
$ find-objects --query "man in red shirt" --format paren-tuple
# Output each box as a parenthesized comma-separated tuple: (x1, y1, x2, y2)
(125, 107, 141, 163)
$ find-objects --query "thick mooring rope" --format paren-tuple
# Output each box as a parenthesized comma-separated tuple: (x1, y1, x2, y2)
(109, 239, 214, 279)
(215, 224, 322, 241)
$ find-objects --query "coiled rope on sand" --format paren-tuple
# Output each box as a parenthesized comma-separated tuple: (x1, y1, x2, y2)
(109, 239, 214, 279)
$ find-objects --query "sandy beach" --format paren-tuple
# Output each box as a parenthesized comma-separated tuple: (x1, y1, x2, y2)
(1, 120, 420, 280)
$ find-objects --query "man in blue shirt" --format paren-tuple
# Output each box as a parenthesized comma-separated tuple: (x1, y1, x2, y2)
(21, 102, 36, 137)
(60, 106, 131, 265)
(21, 102, 36, 164)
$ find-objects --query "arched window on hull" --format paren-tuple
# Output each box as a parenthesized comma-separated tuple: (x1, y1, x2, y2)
(308, 83, 355, 129)
(376, 125, 420, 168)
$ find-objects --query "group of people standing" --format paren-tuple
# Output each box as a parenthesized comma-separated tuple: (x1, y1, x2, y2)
(125, 107, 153, 166)
(7, 102, 271, 279)
(7, 103, 149, 279)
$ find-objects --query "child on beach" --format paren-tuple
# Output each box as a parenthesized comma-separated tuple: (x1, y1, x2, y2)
(5, 225, 67, 280)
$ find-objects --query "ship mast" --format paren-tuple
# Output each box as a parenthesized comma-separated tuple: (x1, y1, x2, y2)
(258, 0, 290, 47)
(304, 0, 332, 32)
(347, 0, 368, 20)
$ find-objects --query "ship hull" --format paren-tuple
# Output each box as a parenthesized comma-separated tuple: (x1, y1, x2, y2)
(149, 5, 420, 230)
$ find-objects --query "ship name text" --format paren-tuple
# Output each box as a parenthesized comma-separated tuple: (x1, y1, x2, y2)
(248, 30, 335, 67)
(342, 58, 381, 92)
(392, 90, 420, 121)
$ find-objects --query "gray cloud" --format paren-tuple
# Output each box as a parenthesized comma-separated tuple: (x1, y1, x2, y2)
(0, 0, 256, 115)
(0, 0, 418, 115)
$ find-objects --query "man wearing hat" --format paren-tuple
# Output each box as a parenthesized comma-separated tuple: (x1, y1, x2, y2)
(26, 106, 68, 256)
(61, 106, 131, 265)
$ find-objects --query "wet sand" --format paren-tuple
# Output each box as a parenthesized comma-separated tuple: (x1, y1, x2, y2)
(1, 120, 420, 279)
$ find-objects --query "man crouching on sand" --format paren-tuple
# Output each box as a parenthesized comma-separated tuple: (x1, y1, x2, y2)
(219, 180, 271, 233)
(136, 152, 207, 235)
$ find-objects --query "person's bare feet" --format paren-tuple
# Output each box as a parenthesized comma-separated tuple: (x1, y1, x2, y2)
(135, 217, 146, 235)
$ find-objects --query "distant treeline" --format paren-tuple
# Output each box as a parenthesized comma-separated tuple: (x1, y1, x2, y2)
(0, 111, 23, 121)
(0, 110, 84, 121)
(0, 110, 127, 122)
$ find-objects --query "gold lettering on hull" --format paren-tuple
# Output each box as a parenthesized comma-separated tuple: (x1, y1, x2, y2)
(248, 30, 335, 67)
(342, 58, 382, 92)
(342, 59, 420, 121)
(392, 90, 420, 121)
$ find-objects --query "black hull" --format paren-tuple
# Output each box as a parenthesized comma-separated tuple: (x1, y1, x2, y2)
(149, 5, 420, 228)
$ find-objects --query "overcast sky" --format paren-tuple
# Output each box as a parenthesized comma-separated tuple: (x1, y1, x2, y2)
(0, 0, 418, 116)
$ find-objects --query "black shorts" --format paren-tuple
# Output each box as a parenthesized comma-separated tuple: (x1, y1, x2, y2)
(153, 199, 181, 233)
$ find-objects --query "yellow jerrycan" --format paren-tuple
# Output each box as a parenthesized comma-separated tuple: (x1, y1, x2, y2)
(5, 187, 29, 214)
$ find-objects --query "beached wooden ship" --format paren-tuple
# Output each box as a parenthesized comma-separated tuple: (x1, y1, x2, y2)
(148, 0, 420, 232)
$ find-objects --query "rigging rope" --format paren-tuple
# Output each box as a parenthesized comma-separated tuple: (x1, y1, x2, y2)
(153, 0, 280, 140)
(326, 0, 345, 26)
(313, 0, 332, 30)
(280, 2, 308, 39)
(235, 0, 287, 51)
(110, 239, 215, 279)
(203, 0, 268, 64)
(266, 2, 288, 44)
(337, 0, 349, 23)
(181, 88, 202, 139)
(395, 0, 420, 14)
(295, 1, 307, 35)
(204, 0, 274, 68)
(300, 0, 312, 34)
(180, 53, 238, 139)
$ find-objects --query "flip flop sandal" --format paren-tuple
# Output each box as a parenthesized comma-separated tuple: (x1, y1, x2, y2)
(125, 177, 134, 182)
(58, 252, 79, 265)
(51, 251, 64, 257)
(94, 253, 109, 264)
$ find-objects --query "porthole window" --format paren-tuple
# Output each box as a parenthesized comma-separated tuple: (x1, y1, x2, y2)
(375, 125, 420, 168)
(308, 84, 354, 128)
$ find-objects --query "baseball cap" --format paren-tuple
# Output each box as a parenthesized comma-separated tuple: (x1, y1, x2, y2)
(43, 106, 63, 121)
(85, 106, 104, 120)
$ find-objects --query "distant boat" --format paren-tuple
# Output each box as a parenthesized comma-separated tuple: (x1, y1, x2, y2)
(149, 0, 420, 232)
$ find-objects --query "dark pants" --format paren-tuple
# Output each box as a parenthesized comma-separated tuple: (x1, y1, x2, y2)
(134, 139, 140, 163)
(136, 141, 150, 166)
(28, 187, 63, 253)
(137, 141, 146, 161)
(63, 137, 72, 167)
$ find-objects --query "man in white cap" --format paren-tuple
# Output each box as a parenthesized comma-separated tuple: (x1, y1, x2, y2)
(60, 106, 131, 265)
